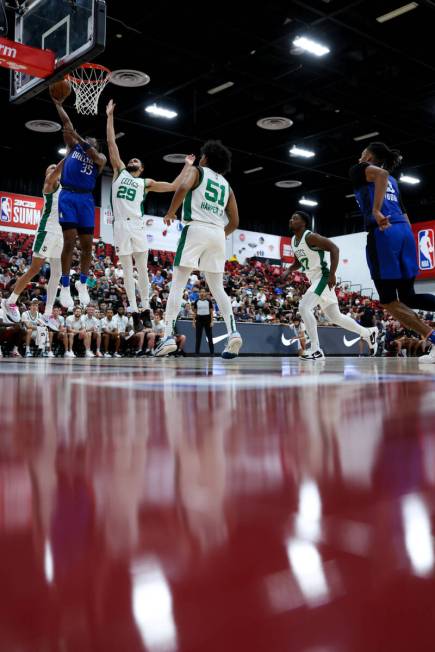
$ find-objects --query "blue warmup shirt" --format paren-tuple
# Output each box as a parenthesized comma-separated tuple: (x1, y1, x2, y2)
(61, 143, 99, 192)
(349, 162, 407, 229)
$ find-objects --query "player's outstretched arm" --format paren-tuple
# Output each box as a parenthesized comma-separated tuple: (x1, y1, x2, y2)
(147, 155, 196, 193)
(365, 165, 390, 230)
(163, 167, 199, 224)
(50, 94, 77, 148)
(43, 159, 65, 194)
(106, 100, 125, 174)
(306, 233, 339, 289)
(224, 191, 239, 237)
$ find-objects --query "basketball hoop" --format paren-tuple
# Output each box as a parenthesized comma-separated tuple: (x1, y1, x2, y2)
(67, 62, 111, 115)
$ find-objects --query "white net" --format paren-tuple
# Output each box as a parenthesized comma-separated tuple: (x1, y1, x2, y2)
(68, 64, 111, 115)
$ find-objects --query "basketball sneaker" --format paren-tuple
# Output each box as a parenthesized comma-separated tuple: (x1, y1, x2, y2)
(153, 336, 177, 357)
(300, 349, 325, 361)
(1, 299, 20, 323)
(75, 281, 90, 307)
(363, 326, 379, 356)
(418, 345, 435, 364)
(60, 286, 74, 309)
(40, 314, 59, 332)
(221, 332, 243, 359)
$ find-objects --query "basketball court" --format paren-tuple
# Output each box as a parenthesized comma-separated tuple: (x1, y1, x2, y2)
(2, 0, 435, 651)
(1, 356, 435, 651)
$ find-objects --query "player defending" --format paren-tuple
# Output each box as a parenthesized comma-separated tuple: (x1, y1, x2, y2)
(106, 100, 194, 312)
(284, 211, 378, 360)
(350, 141, 435, 363)
(51, 91, 106, 309)
(2, 161, 64, 330)
(157, 140, 242, 358)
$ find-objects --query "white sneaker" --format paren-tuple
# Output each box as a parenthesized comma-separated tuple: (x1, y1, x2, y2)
(113, 352, 122, 358)
(1, 299, 20, 323)
(41, 314, 59, 332)
(300, 349, 325, 361)
(104, 352, 112, 358)
(96, 351, 103, 358)
(60, 286, 74, 309)
(221, 332, 243, 359)
(85, 350, 95, 358)
(25, 350, 33, 358)
(419, 345, 435, 364)
(153, 336, 177, 357)
(75, 281, 90, 307)
(64, 351, 75, 358)
(47, 351, 55, 358)
(363, 326, 379, 356)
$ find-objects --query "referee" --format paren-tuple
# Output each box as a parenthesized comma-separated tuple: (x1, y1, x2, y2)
(193, 288, 214, 355)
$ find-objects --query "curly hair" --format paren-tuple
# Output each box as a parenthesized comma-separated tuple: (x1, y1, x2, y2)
(200, 140, 232, 175)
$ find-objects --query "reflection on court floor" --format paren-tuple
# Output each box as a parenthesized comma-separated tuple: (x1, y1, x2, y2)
(1, 357, 435, 652)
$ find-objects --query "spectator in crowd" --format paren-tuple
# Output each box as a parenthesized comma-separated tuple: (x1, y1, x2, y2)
(66, 306, 85, 359)
(101, 307, 121, 358)
(47, 305, 67, 357)
(22, 298, 43, 358)
(82, 304, 102, 358)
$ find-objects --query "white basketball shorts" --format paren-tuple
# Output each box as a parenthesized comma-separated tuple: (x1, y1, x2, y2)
(174, 222, 226, 273)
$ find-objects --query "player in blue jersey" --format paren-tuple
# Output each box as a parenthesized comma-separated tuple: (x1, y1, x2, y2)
(350, 141, 435, 363)
(51, 94, 106, 308)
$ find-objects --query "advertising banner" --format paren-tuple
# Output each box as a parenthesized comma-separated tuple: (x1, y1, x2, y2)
(176, 321, 367, 355)
(0, 191, 101, 237)
(232, 229, 282, 263)
(411, 220, 435, 280)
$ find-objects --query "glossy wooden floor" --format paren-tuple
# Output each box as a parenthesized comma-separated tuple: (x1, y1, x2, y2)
(1, 356, 435, 652)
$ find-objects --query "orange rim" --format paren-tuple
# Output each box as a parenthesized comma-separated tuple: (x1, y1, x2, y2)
(66, 62, 111, 85)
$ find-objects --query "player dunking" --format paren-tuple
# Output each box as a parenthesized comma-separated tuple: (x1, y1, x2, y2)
(155, 140, 242, 358)
(2, 161, 64, 330)
(106, 100, 194, 312)
(350, 141, 435, 363)
(284, 211, 378, 360)
(51, 92, 106, 308)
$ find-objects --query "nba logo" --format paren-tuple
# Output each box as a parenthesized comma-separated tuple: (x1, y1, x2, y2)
(418, 229, 435, 270)
(1, 197, 12, 223)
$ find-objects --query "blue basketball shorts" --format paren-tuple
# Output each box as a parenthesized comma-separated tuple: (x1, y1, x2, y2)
(366, 222, 418, 281)
(59, 190, 95, 232)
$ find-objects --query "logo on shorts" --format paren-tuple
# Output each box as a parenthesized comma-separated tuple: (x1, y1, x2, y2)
(147, 234, 153, 243)
(418, 229, 435, 270)
(0, 197, 12, 223)
(42, 245, 47, 253)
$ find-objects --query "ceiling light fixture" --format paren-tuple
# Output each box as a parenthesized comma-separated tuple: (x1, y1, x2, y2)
(145, 104, 177, 119)
(345, 193, 355, 198)
(353, 131, 380, 141)
(376, 3, 418, 24)
(58, 147, 67, 155)
(290, 145, 315, 158)
(299, 197, 318, 207)
(243, 166, 264, 174)
(207, 81, 234, 95)
(292, 36, 330, 57)
(399, 174, 421, 185)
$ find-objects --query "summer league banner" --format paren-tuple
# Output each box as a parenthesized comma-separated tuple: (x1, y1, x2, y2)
(176, 321, 364, 356)
(0, 191, 101, 237)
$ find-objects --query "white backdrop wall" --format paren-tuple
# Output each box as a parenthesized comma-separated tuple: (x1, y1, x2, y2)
(330, 232, 377, 298)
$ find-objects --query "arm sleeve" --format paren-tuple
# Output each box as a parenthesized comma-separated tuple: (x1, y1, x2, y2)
(349, 162, 370, 190)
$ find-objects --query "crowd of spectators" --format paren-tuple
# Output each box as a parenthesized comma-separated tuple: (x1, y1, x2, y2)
(1, 232, 434, 357)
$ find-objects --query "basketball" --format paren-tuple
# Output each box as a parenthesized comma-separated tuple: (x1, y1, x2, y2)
(49, 78, 71, 103)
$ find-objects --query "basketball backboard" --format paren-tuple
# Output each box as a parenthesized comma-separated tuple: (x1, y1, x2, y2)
(10, 0, 106, 104)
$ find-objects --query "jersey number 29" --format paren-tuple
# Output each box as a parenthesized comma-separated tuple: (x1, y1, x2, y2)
(117, 186, 137, 201)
